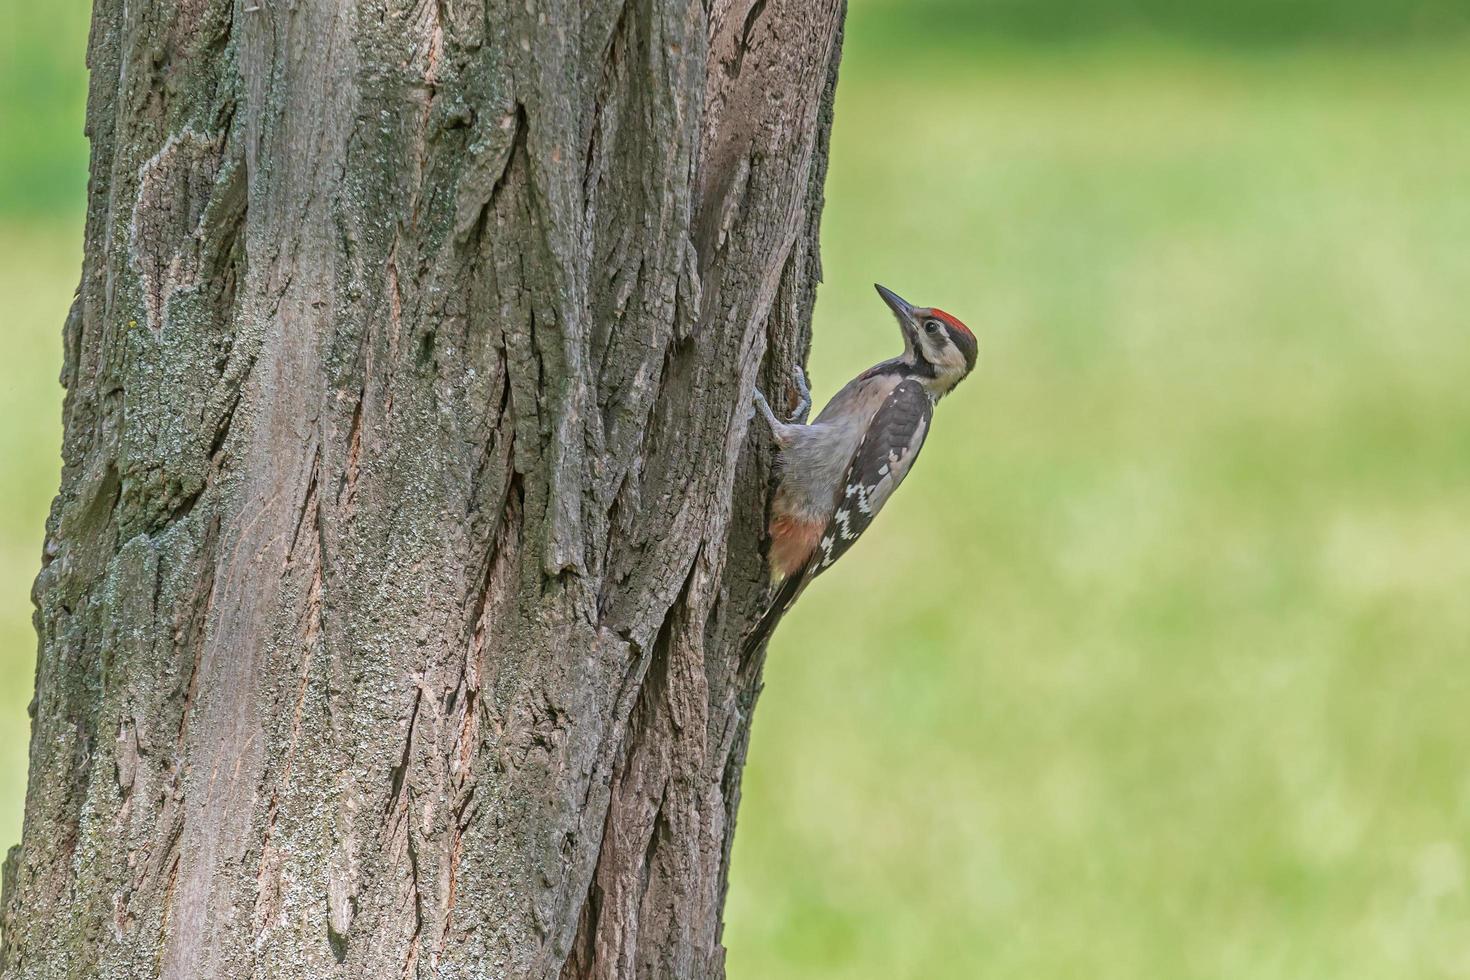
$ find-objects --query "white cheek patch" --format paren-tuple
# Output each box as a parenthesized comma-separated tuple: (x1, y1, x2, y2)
(920, 335, 950, 368)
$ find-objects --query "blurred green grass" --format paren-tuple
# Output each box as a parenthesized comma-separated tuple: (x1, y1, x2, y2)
(853, 0, 1470, 47)
(725, 38, 1470, 980)
(0, 0, 91, 216)
(0, 0, 88, 855)
(5, 1, 1470, 977)
(0, 226, 70, 852)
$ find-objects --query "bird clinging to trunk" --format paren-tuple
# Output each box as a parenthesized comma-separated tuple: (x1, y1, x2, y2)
(744, 283, 978, 657)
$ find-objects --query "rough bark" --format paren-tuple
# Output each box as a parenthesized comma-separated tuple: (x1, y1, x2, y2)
(0, 0, 844, 976)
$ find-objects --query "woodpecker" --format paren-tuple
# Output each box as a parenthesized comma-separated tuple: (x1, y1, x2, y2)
(744, 283, 978, 657)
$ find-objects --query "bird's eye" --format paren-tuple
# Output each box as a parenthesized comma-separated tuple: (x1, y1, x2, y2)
(924, 319, 942, 335)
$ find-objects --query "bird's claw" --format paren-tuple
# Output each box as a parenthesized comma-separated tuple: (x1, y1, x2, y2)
(752, 386, 781, 433)
(753, 364, 812, 433)
(790, 365, 811, 424)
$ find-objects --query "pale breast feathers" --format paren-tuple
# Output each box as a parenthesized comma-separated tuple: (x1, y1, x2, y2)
(814, 378, 934, 573)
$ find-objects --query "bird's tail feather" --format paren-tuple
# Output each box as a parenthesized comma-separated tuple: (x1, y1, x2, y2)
(740, 570, 808, 662)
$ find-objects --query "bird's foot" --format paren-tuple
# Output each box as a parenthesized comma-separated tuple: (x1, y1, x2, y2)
(753, 364, 811, 434)
(790, 365, 811, 424)
(752, 386, 781, 433)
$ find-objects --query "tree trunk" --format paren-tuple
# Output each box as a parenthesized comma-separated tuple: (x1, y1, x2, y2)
(0, 0, 844, 976)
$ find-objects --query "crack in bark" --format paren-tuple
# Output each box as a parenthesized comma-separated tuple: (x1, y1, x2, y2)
(336, 390, 364, 510)
(730, 0, 769, 78)
(386, 688, 424, 822)
(454, 102, 526, 243)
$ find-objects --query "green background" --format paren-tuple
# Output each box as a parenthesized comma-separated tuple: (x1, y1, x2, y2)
(4, 1, 1470, 976)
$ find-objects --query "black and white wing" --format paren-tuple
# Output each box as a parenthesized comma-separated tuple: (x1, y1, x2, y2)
(813, 378, 934, 575)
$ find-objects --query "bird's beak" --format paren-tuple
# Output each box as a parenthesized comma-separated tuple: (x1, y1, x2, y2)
(875, 283, 918, 345)
(875, 283, 916, 323)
